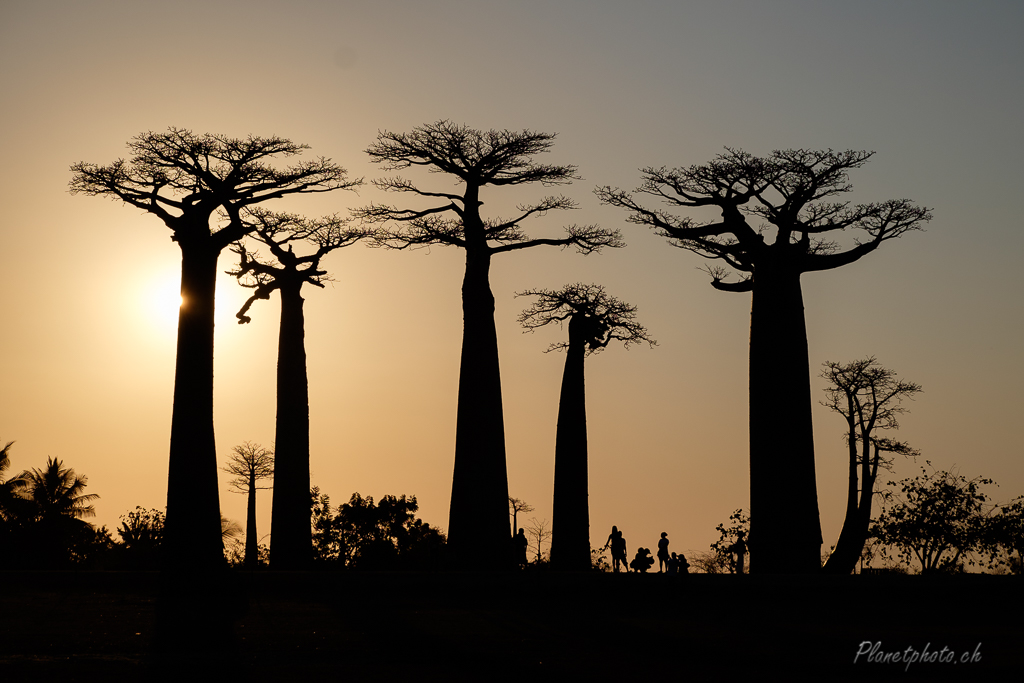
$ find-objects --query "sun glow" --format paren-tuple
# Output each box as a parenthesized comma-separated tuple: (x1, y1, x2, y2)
(140, 271, 183, 336)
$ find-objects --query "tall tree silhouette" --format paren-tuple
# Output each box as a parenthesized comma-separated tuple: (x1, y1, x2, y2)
(229, 209, 370, 569)
(518, 284, 654, 570)
(357, 121, 622, 566)
(222, 441, 274, 570)
(69, 129, 358, 570)
(820, 358, 921, 575)
(597, 150, 930, 573)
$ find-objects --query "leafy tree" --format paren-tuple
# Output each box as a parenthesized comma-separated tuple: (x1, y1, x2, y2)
(309, 487, 446, 570)
(358, 121, 622, 567)
(709, 509, 750, 574)
(598, 150, 930, 573)
(70, 128, 359, 569)
(222, 442, 274, 570)
(228, 208, 369, 569)
(870, 463, 995, 573)
(518, 284, 654, 570)
(14, 457, 100, 567)
(115, 506, 165, 569)
(820, 358, 921, 574)
(986, 497, 1024, 574)
(0, 440, 28, 525)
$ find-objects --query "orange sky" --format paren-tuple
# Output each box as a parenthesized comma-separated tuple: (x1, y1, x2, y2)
(1, 0, 1022, 561)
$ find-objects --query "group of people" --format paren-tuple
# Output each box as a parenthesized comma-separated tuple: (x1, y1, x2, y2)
(605, 527, 690, 574)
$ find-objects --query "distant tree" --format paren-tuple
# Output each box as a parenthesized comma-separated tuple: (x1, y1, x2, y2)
(228, 208, 369, 569)
(115, 506, 165, 569)
(358, 121, 622, 567)
(70, 129, 359, 570)
(525, 517, 552, 564)
(986, 497, 1024, 574)
(310, 486, 344, 566)
(709, 509, 750, 574)
(871, 463, 995, 573)
(820, 358, 921, 574)
(16, 457, 100, 567)
(507, 496, 534, 538)
(598, 149, 930, 573)
(309, 487, 446, 570)
(518, 284, 654, 571)
(0, 440, 28, 524)
(222, 442, 274, 570)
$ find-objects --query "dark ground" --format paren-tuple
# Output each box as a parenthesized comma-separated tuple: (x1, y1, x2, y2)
(1, 570, 1020, 681)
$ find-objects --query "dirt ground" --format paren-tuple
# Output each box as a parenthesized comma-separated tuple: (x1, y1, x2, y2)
(1, 570, 1019, 681)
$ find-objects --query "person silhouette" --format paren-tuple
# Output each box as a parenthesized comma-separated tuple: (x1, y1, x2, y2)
(657, 532, 670, 572)
(630, 547, 654, 573)
(604, 525, 628, 573)
(731, 531, 748, 575)
(514, 528, 528, 567)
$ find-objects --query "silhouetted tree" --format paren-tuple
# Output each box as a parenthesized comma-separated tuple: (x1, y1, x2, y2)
(228, 208, 369, 569)
(709, 509, 750, 574)
(871, 463, 995, 573)
(598, 150, 930, 573)
(525, 517, 552, 564)
(987, 497, 1024, 574)
(70, 129, 358, 570)
(223, 442, 274, 570)
(116, 506, 165, 569)
(0, 440, 28, 524)
(508, 496, 534, 538)
(518, 284, 654, 570)
(308, 487, 446, 570)
(820, 358, 921, 575)
(17, 457, 100, 567)
(358, 121, 622, 567)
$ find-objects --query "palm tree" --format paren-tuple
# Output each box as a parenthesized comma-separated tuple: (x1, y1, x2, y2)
(21, 457, 99, 523)
(0, 440, 28, 523)
(17, 457, 99, 567)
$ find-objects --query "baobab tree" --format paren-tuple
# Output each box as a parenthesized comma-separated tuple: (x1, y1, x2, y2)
(357, 121, 622, 566)
(228, 208, 370, 569)
(69, 128, 358, 570)
(518, 284, 654, 571)
(820, 358, 921, 575)
(222, 442, 274, 570)
(597, 149, 930, 573)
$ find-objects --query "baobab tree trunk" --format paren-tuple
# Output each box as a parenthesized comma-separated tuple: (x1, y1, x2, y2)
(549, 315, 591, 571)
(748, 261, 822, 574)
(165, 241, 224, 571)
(823, 435, 867, 574)
(447, 246, 511, 568)
(245, 472, 258, 569)
(270, 283, 312, 569)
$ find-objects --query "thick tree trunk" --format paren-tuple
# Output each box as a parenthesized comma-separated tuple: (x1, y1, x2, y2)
(164, 242, 224, 571)
(447, 246, 511, 568)
(245, 474, 258, 569)
(270, 283, 313, 569)
(748, 261, 822, 574)
(822, 419, 862, 574)
(549, 318, 591, 571)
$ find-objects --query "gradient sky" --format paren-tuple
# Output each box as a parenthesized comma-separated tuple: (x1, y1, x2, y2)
(1, 0, 1022, 561)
